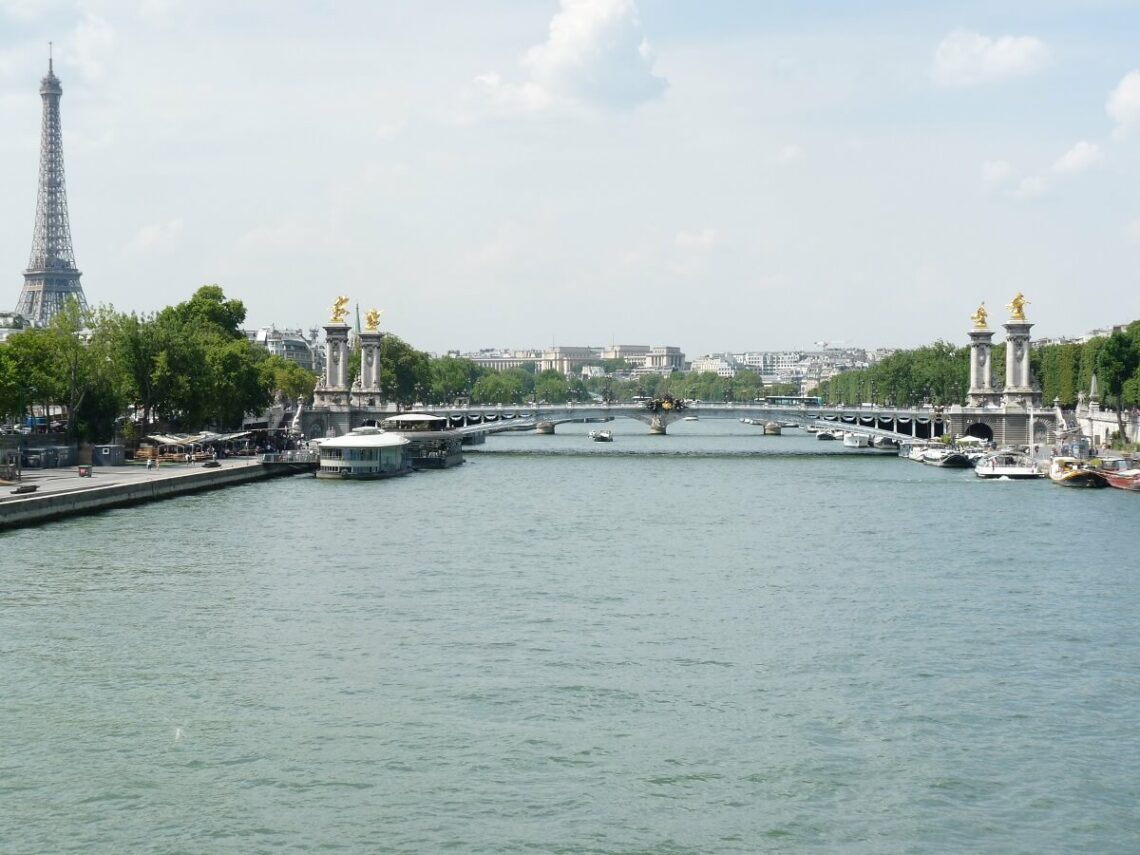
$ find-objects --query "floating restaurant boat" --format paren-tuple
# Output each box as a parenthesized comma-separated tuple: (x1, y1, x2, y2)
(974, 449, 1044, 480)
(1048, 456, 1106, 488)
(842, 432, 869, 448)
(315, 427, 411, 480)
(589, 429, 614, 442)
(381, 413, 465, 469)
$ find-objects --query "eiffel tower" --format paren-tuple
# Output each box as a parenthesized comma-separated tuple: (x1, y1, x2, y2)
(14, 51, 87, 326)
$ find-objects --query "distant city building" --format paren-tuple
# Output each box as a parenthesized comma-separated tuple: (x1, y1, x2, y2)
(467, 349, 541, 372)
(14, 56, 88, 326)
(725, 347, 870, 390)
(458, 344, 685, 377)
(690, 354, 740, 377)
(0, 311, 29, 343)
(247, 326, 321, 373)
(538, 346, 598, 374)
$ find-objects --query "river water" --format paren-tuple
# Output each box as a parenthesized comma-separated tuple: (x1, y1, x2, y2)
(2, 420, 1138, 853)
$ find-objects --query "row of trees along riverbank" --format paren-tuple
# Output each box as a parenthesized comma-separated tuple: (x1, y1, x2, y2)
(0, 284, 798, 444)
(815, 322, 1140, 439)
(0, 286, 314, 443)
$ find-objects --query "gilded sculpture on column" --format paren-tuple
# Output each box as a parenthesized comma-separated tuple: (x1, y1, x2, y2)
(330, 296, 350, 324)
(365, 308, 383, 331)
(971, 302, 988, 330)
(1005, 292, 1029, 321)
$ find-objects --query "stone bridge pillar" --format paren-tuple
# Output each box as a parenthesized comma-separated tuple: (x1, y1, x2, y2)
(314, 322, 350, 408)
(1002, 319, 1041, 408)
(968, 328, 999, 407)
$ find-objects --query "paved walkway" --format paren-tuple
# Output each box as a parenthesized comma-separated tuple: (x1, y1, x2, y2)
(0, 458, 263, 504)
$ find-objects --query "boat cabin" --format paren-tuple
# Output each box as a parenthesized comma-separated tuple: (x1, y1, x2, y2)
(315, 427, 411, 479)
(380, 413, 464, 469)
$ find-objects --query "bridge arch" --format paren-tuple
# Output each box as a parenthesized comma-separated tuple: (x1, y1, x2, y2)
(963, 421, 994, 442)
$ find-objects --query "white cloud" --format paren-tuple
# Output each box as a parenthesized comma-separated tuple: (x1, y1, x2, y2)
(981, 159, 1011, 184)
(64, 13, 117, 84)
(1107, 70, 1140, 136)
(236, 221, 350, 255)
(138, 0, 183, 22)
(470, 0, 666, 116)
(129, 218, 183, 254)
(776, 143, 802, 165)
(1050, 141, 1101, 174)
(0, 0, 53, 20)
(932, 29, 1050, 87)
(1013, 176, 1048, 199)
(675, 228, 719, 251)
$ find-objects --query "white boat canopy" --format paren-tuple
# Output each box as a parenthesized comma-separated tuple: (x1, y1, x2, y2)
(321, 432, 410, 449)
(382, 413, 447, 423)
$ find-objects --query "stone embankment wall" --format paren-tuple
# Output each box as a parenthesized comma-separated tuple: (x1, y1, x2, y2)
(0, 464, 286, 531)
(1075, 406, 1140, 447)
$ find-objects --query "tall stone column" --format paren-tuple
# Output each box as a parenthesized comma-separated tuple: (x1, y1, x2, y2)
(967, 329, 997, 407)
(324, 323, 350, 390)
(358, 330, 382, 392)
(313, 322, 351, 410)
(1000, 293, 1041, 408)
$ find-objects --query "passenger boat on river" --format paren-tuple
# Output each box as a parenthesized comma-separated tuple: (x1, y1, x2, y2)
(1095, 457, 1140, 491)
(1048, 456, 1106, 488)
(315, 427, 411, 480)
(974, 449, 1044, 480)
(382, 413, 465, 469)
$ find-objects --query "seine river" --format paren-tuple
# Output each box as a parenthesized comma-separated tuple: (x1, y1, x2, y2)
(3, 421, 1138, 853)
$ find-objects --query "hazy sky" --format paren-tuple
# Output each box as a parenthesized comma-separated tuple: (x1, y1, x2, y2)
(2, 1, 1139, 356)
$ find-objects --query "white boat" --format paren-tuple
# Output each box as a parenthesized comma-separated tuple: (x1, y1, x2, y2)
(315, 427, 411, 479)
(842, 432, 869, 448)
(588, 429, 614, 442)
(974, 449, 1044, 479)
(683, 415, 699, 421)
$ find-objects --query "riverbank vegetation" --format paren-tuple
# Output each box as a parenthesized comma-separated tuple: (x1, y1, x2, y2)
(0, 286, 314, 442)
(817, 323, 1140, 418)
(7, 283, 1137, 444)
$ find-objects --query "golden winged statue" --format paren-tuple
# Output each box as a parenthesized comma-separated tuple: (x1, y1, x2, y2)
(330, 295, 350, 324)
(1006, 292, 1029, 321)
(970, 302, 988, 330)
(365, 308, 383, 331)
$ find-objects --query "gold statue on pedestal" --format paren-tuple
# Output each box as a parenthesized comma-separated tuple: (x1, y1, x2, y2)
(1006, 292, 1029, 321)
(365, 308, 383, 331)
(330, 296, 350, 324)
(971, 302, 988, 330)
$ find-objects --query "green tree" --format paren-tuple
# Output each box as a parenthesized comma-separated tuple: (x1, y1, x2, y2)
(472, 371, 526, 404)
(534, 369, 570, 403)
(262, 355, 317, 403)
(1096, 331, 1139, 442)
(430, 357, 485, 404)
(380, 335, 431, 409)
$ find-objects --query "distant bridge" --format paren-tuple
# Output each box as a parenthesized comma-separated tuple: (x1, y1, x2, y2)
(421, 401, 1058, 447)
